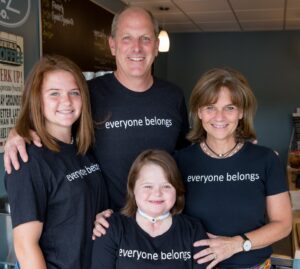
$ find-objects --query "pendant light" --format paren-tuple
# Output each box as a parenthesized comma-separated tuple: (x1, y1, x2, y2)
(158, 29, 170, 52)
(158, 6, 170, 52)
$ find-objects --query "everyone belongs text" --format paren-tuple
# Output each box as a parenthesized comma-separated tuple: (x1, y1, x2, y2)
(105, 116, 173, 129)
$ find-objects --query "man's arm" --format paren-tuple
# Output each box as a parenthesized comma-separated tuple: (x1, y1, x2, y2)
(4, 128, 42, 174)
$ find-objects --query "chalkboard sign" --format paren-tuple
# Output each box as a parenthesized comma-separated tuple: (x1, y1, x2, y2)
(41, 0, 115, 71)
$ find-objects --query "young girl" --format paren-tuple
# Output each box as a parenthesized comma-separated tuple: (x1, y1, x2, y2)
(5, 55, 108, 269)
(90, 149, 207, 269)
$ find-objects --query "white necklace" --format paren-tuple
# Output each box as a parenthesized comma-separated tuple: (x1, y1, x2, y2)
(137, 208, 170, 224)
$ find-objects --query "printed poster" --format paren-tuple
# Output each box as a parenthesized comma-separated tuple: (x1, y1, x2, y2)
(0, 31, 24, 152)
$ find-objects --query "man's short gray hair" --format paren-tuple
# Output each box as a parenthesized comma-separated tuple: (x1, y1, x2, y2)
(111, 6, 159, 38)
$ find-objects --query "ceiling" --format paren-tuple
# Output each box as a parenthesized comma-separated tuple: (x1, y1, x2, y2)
(92, 0, 300, 33)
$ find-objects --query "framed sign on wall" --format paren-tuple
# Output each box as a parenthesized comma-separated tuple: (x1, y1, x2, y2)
(0, 31, 24, 152)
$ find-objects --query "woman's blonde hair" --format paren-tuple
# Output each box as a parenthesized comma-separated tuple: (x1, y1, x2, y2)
(15, 55, 94, 154)
(122, 149, 185, 217)
(188, 67, 257, 143)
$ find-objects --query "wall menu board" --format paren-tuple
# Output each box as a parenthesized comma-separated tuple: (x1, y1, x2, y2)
(41, 0, 115, 71)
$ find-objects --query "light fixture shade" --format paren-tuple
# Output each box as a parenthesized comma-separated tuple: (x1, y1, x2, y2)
(158, 30, 170, 52)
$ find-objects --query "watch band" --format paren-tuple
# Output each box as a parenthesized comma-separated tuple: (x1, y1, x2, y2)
(240, 233, 250, 241)
(240, 233, 252, 252)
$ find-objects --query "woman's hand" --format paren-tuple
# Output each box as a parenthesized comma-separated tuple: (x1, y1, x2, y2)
(193, 192, 292, 269)
(193, 233, 243, 269)
(92, 209, 113, 240)
(4, 128, 42, 174)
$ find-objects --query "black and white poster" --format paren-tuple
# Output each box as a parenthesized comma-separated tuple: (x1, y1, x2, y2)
(0, 31, 24, 152)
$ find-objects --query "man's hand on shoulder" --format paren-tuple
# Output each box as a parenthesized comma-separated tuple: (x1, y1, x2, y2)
(4, 128, 42, 174)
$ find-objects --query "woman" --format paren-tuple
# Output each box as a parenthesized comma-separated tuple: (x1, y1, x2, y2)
(175, 67, 292, 269)
(5, 55, 108, 269)
(90, 149, 208, 269)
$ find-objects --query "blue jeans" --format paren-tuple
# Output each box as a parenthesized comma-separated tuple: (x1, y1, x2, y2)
(14, 262, 20, 269)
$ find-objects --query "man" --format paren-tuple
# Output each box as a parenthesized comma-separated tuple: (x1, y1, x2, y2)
(4, 7, 189, 211)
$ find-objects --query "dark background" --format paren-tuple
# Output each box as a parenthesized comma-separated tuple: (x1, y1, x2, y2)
(41, 0, 115, 71)
(154, 31, 300, 162)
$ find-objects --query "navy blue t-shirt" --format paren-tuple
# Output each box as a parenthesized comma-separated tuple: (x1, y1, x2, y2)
(5, 142, 109, 269)
(175, 142, 287, 268)
(88, 73, 189, 210)
(90, 213, 208, 269)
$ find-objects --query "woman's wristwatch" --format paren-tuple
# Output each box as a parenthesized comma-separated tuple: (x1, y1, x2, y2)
(240, 234, 252, 251)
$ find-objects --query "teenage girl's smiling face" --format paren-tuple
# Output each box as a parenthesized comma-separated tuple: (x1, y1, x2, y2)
(198, 86, 243, 143)
(134, 163, 176, 217)
(41, 70, 82, 139)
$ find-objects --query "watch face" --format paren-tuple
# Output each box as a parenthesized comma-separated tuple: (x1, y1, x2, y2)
(243, 240, 252, 251)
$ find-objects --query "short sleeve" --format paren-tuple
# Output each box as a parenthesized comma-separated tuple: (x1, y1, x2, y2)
(90, 215, 120, 269)
(265, 150, 287, 196)
(5, 156, 49, 228)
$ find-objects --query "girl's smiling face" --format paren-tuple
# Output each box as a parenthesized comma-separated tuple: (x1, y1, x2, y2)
(134, 163, 176, 217)
(41, 70, 82, 139)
